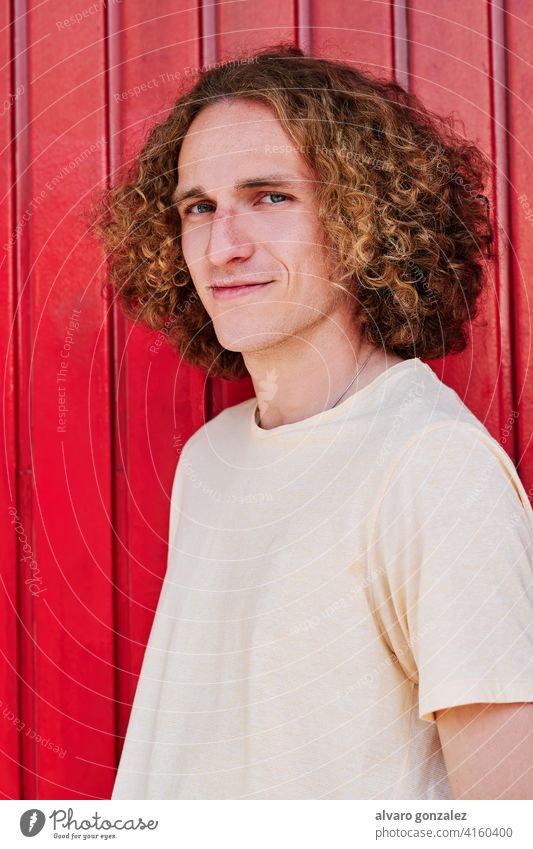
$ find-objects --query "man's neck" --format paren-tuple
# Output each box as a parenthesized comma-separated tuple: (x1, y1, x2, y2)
(244, 318, 403, 430)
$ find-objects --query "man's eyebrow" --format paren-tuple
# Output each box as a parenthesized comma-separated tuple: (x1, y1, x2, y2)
(172, 174, 308, 207)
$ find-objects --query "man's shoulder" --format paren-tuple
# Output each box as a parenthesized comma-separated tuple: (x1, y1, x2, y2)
(380, 359, 482, 425)
(372, 360, 492, 466)
(376, 401, 532, 523)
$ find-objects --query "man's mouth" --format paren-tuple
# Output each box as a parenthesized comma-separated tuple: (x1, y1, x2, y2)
(209, 281, 273, 300)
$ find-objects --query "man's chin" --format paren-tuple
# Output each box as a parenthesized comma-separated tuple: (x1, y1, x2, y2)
(213, 327, 285, 354)
(217, 340, 273, 355)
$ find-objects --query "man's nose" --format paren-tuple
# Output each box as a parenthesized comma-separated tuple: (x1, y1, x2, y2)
(206, 210, 254, 266)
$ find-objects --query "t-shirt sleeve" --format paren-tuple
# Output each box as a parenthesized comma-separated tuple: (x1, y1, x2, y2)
(367, 421, 533, 723)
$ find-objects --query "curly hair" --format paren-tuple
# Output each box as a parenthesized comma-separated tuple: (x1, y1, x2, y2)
(87, 42, 495, 379)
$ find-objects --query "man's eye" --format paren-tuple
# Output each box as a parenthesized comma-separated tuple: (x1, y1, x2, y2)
(261, 192, 289, 205)
(182, 192, 290, 217)
(183, 201, 213, 216)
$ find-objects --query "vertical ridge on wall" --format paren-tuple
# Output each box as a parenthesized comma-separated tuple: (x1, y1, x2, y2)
(392, 0, 410, 91)
(0, 0, 24, 800)
(202, 0, 218, 67)
(488, 0, 516, 460)
(103, 0, 126, 771)
(12, 0, 36, 799)
(296, 0, 311, 55)
(506, 0, 533, 502)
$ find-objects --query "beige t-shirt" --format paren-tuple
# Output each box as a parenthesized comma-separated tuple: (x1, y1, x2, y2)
(112, 358, 533, 799)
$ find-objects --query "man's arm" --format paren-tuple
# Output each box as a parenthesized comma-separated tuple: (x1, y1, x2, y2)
(435, 702, 533, 799)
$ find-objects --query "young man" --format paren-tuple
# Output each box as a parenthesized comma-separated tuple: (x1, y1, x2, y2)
(92, 45, 533, 799)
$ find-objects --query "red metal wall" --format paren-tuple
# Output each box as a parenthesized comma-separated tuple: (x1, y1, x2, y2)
(1, 0, 531, 800)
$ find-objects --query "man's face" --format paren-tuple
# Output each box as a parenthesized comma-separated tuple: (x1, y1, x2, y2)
(175, 98, 350, 355)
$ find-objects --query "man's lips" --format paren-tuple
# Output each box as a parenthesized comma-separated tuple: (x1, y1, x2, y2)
(209, 281, 273, 300)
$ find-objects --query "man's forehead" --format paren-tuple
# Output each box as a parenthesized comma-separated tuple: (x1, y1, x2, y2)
(178, 137, 311, 175)
(178, 104, 311, 173)
(181, 99, 288, 140)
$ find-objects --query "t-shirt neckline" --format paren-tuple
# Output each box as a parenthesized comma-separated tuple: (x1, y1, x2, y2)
(249, 357, 430, 438)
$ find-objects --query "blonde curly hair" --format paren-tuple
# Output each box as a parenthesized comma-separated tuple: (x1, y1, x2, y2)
(88, 42, 495, 379)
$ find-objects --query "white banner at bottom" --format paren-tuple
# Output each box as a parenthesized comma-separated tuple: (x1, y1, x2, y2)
(1, 799, 532, 848)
